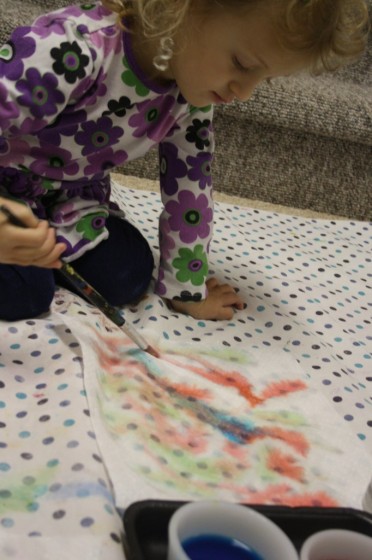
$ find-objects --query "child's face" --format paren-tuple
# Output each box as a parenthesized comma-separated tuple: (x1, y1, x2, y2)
(167, 6, 309, 107)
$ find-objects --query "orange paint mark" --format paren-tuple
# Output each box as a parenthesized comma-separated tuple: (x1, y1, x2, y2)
(267, 449, 304, 482)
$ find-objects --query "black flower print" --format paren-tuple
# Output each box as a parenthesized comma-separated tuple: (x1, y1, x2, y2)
(173, 290, 203, 302)
(51, 41, 90, 84)
(103, 96, 134, 117)
(185, 118, 211, 150)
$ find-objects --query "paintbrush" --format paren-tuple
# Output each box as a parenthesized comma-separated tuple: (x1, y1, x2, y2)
(0, 203, 159, 357)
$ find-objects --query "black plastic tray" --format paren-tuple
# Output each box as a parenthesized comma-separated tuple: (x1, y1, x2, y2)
(123, 500, 372, 560)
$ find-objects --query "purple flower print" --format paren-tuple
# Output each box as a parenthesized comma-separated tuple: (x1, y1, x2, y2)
(158, 216, 176, 260)
(0, 167, 47, 201)
(0, 27, 36, 81)
(32, 13, 75, 38)
(0, 137, 8, 156)
(0, 83, 19, 131)
(60, 177, 110, 204)
(84, 147, 128, 176)
(154, 267, 167, 296)
(8, 116, 48, 136)
(89, 25, 122, 57)
(30, 143, 79, 179)
(0, 137, 29, 166)
(186, 152, 213, 190)
(51, 201, 79, 225)
(16, 68, 65, 119)
(81, 178, 110, 203)
(39, 108, 87, 145)
(159, 142, 187, 197)
(55, 235, 91, 259)
(165, 190, 213, 243)
(75, 116, 123, 156)
(128, 95, 176, 142)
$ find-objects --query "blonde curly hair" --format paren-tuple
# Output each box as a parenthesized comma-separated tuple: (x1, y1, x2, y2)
(101, 0, 370, 73)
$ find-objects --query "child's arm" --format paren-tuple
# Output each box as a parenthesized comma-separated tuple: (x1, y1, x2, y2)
(169, 277, 244, 320)
(0, 198, 66, 268)
(156, 105, 245, 320)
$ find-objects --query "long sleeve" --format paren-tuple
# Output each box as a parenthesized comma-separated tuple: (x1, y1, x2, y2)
(0, 4, 124, 260)
(156, 104, 215, 301)
(0, 7, 98, 141)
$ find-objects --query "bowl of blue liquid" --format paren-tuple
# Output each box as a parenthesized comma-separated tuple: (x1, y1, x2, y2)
(167, 501, 299, 560)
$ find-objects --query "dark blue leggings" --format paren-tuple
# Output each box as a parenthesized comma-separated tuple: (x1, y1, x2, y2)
(0, 216, 154, 321)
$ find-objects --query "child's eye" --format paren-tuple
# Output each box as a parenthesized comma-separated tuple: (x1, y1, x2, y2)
(233, 56, 252, 73)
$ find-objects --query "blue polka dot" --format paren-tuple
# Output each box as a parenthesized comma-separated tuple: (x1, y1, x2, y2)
(19, 431, 31, 439)
(1, 518, 14, 528)
(81, 517, 94, 527)
(58, 383, 68, 390)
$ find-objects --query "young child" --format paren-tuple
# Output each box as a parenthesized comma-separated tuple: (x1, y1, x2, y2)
(0, 0, 368, 321)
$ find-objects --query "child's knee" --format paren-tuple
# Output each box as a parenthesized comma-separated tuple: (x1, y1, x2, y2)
(108, 228, 154, 305)
(0, 265, 55, 321)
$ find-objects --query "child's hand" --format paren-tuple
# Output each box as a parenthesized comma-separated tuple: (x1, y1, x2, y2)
(169, 277, 245, 320)
(0, 198, 66, 269)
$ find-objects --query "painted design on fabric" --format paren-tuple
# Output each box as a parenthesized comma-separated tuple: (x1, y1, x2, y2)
(90, 328, 342, 507)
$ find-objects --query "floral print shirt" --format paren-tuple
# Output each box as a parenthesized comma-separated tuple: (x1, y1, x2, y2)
(0, 2, 214, 302)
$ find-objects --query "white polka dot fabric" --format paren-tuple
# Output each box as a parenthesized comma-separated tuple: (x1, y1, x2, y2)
(0, 292, 125, 559)
(0, 182, 371, 557)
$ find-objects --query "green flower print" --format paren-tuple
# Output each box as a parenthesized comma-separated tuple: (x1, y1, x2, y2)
(76, 212, 107, 241)
(173, 244, 208, 286)
(121, 57, 149, 97)
(189, 104, 212, 115)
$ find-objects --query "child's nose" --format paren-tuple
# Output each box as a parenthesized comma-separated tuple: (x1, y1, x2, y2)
(229, 77, 262, 102)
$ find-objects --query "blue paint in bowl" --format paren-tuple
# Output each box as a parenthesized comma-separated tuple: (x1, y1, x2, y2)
(182, 533, 264, 560)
